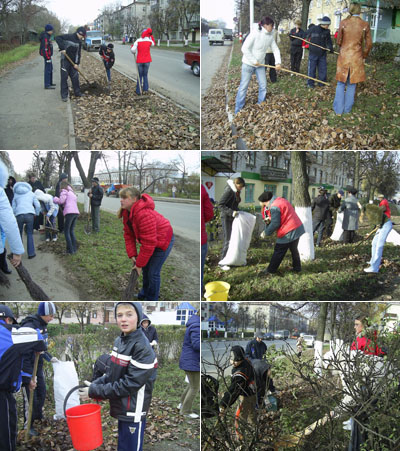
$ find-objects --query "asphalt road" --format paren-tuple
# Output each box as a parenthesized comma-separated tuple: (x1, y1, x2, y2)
(201, 36, 233, 97)
(77, 194, 200, 242)
(92, 44, 200, 113)
(202, 338, 297, 377)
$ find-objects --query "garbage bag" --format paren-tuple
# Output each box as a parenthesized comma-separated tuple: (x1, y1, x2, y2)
(331, 211, 344, 241)
(386, 229, 400, 246)
(53, 361, 80, 419)
(219, 211, 256, 266)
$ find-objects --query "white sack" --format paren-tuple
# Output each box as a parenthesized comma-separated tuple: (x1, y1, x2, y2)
(386, 228, 400, 246)
(219, 211, 256, 266)
(331, 211, 344, 241)
(53, 361, 80, 420)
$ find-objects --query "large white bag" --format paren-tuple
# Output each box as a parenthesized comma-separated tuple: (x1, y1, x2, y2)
(330, 211, 344, 241)
(53, 361, 80, 420)
(219, 211, 256, 266)
(386, 228, 400, 246)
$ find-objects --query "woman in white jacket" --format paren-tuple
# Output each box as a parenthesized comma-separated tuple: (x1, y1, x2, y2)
(235, 17, 281, 114)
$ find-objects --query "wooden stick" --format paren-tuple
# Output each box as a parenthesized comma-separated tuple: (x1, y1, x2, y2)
(25, 353, 40, 441)
(258, 63, 331, 86)
(63, 53, 91, 83)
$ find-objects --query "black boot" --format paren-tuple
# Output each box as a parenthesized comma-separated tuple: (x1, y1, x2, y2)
(0, 249, 12, 274)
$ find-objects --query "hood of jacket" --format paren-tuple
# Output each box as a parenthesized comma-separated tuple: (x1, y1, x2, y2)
(131, 193, 155, 216)
(34, 189, 51, 203)
(142, 28, 153, 38)
(140, 314, 151, 327)
(0, 160, 8, 188)
(227, 179, 237, 193)
(186, 313, 199, 328)
(14, 181, 33, 195)
(114, 302, 143, 327)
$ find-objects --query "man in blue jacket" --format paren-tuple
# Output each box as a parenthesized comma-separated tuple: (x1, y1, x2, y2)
(0, 305, 46, 451)
(39, 24, 56, 89)
(179, 311, 200, 419)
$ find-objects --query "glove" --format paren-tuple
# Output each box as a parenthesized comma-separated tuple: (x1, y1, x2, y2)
(330, 49, 334, 54)
(50, 357, 59, 363)
(232, 211, 239, 218)
(260, 231, 266, 239)
(79, 387, 90, 401)
(150, 340, 157, 347)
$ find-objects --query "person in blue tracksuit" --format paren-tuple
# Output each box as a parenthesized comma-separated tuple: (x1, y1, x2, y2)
(0, 305, 46, 451)
(0, 160, 24, 276)
(179, 311, 200, 418)
(140, 314, 158, 348)
(20, 302, 57, 436)
(39, 24, 55, 89)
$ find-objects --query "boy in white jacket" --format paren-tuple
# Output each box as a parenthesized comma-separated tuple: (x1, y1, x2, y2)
(235, 17, 281, 114)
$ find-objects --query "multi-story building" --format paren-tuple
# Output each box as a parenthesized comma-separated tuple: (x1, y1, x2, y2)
(201, 151, 353, 206)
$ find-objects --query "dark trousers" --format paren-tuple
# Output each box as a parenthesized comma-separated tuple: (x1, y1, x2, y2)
(325, 211, 333, 236)
(268, 238, 301, 273)
(44, 58, 53, 87)
(307, 53, 327, 87)
(221, 215, 234, 260)
(343, 230, 355, 244)
(264, 53, 277, 82)
(290, 46, 302, 73)
(64, 213, 78, 254)
(60, 58, 81, 99)
(57, 207, 64, 233)
(23, 369, 46, 424)
(118, 418, 146, 451)
(91, 205, 100, 232)
(313, 219, 325, 246)
(0, 391, 17, 451)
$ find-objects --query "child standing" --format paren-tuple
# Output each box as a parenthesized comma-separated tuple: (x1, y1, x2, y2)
(140, 314, 158, 349)
(80, 302, 157, 451)
(54, 181, 79, 254)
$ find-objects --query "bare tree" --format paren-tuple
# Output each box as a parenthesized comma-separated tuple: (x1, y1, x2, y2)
(172, 154, 188, 195)
(169, 0, 199, 45)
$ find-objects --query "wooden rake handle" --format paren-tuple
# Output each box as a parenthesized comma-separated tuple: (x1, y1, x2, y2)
(63, 53, 90, 83)
(258, 63, 331, 86)
(25, 353, 40, 441)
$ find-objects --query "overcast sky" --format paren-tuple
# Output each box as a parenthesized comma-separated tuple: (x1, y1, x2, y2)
(45, 0, 132, 27)
(7, 151, 200, 178)
(202, 0, 236, 29)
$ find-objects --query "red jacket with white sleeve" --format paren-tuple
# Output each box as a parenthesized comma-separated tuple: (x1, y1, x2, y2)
(131, 28, 155, 63)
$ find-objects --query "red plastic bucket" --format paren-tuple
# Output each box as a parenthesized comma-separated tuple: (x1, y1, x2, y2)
(64, 386, 103, 451)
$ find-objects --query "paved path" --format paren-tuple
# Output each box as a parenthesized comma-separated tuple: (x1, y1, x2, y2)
(0, 54, 73, 150)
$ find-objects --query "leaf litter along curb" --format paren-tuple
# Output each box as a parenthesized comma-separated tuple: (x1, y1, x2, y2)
(70, 52, 200, 150)
(202, 39, 400, 150)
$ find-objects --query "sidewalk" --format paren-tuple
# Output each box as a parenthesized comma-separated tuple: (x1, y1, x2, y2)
(0, 54, 74, 150)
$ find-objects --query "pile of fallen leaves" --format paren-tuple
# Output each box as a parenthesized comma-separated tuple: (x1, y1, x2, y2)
(70, 52, 199, 150)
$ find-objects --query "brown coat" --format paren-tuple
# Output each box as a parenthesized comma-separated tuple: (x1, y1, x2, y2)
(335, 15, 372, 84)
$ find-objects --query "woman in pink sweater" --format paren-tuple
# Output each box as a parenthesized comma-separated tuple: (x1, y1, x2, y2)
(54, 181, 79, 254)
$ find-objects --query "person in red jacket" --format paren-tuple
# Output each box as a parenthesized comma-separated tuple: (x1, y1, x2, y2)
(201, 185, 214, 292)
(351, 315, 385, 356)
(118, 187, 174, 301)
(258, 191, 305, 275)
(130, 28, 155, 95)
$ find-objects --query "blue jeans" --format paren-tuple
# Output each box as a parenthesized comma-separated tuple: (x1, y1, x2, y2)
(235, 63, 267, 113)
(64, 214, 78, 254)
(118, 419, 146, 451)
(103, 61, 111, 81)
(333, 75, 357, 114)
(136, 62, 150, 94)
(201, 242, 208, 292)
(16, 213, 35, 257)
(45, 215, 57, 240)
(44, 58, 53, 87)
(307, 53, 327, 87)
(369, 220, 393, 272)
(138, 234, 174, 301)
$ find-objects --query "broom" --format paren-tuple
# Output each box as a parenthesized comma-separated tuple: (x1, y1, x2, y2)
(7, 254, 50, 301)
(121, 269, 139, 302)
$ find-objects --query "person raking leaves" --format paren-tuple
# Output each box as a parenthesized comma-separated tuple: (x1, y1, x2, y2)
(99, 43, 115, 87)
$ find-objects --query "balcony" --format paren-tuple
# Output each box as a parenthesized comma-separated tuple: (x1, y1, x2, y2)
(260, 166, 288, 181)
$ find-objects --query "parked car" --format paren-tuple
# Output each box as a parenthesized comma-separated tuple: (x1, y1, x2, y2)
(84, 30, 104, 51)
(208, 29, 224, 46)
(274, 330, 290, 340)
(303, 335, 315, 347)
(184, 49, 200, 76)
(263, 332, 274, 341)
(223, 28, 233, 41)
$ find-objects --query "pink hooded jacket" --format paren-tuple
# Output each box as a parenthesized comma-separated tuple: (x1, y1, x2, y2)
(54, 186, 79, 216)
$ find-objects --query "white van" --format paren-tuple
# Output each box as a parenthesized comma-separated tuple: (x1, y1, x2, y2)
(208, 29, 224, 46)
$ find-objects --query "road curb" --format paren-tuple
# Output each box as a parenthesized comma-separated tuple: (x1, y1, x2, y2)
(66, 97, 77, 150)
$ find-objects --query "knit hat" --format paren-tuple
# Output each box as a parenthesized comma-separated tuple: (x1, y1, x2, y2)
(0, 305, 17, 324)
(318, 16, 331, 25)
(59, 173, 68, 181)
(92, 177, 100, 183)
(230, 345, 245, 362)
(76, 27, 87, 37)
(45, 24, 54, 32)
(255, 330, 263, 339)
(338, 190, 344, 196)
(38, 302, 56, 316)
(107, 43, 114, 49)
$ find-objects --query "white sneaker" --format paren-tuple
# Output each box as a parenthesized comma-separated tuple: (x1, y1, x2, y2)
(364, 267, 377, 273)
(185, 413, 199, 419)
(45, 238, 50, 242)
(177, 403, 182, 409)
(220, 265, 230, 271)
(52, 237, 58, 242)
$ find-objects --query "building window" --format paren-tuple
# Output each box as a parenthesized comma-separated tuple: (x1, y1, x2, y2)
(176, 309, 187, 323)
(246, 152, 256, 167)
(245, 183, 255, 203)
(264, 184, 277, 196)
(282, 185, 289, 199)
(92, 312, 97, 319)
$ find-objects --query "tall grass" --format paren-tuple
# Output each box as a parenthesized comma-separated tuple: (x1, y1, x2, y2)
(0, 43, 39, 69)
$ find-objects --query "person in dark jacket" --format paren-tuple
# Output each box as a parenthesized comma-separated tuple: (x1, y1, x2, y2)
(179, 311, 200, 419)
(55, 172, 68, 233)
(289, 19, 305, 73)
(0, 305, 46, 451)
(40, 24, 56, 89)
(55, 26, 86, 102)
(99, 43, 115, 83)
(88, 177, 103, 233)
(340, 188, 361, 244)
(305, 16, 334, 87)
(20, 302, 57, 436)
(218, 177, 245, 269)
(259, 191, 305, 274)
(80, 302, 157, 451)
(5, 176, 16, 205)
(326, 189, 344, 236)
(252, 359, 276, 407)
(140, 314, 158, 348)
(312, 188, 330, 247)
(220, 346, 256, 440)
(91, 353, 112, 381)
(245, 331, 267, 360)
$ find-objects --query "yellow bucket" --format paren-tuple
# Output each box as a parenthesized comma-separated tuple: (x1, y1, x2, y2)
(204, 281, 230, 301)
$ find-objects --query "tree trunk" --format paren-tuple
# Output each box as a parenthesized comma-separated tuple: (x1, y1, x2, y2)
(354, 152, 360, 191)
(314, 302, 329, 376)
(301, 0, 312, 30)
(292, 152, 314, 261)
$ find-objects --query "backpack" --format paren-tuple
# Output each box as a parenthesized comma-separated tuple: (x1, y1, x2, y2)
(201, 374, 219, 418)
